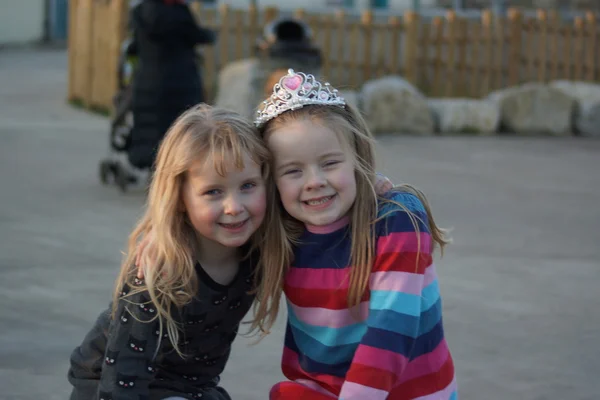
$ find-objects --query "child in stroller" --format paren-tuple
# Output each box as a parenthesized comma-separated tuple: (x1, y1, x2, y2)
(98, 38, 142, 192)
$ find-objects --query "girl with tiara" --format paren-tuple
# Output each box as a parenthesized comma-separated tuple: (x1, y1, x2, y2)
(253, 70, 458, 399)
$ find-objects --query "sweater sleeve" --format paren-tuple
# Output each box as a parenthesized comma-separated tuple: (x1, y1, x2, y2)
(339, 193, 444, 400)
(97, 279, 164, 400)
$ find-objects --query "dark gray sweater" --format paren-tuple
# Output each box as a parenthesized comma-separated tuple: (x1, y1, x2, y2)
(68, 258, 256, 400)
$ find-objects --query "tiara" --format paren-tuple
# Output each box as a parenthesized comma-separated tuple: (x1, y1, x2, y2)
(254, 69, 346, 128)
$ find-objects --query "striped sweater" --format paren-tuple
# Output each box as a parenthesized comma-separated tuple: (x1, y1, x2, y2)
(272, 192, 457, 400)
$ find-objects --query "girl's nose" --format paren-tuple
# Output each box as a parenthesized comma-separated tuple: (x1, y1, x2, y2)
(305, 168, 326, 190)
(224, 195, 244, 215)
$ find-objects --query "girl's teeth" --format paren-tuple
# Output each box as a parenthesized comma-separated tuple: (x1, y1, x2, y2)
(307, 196, 332, 206)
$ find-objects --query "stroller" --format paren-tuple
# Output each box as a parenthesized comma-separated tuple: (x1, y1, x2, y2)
(98, 38, 143, 192)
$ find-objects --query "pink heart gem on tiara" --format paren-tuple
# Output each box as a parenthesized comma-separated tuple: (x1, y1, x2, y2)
(282, 75, 302, 91)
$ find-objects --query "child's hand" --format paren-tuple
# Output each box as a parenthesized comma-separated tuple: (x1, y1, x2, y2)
(135, 229, 156, 279)
(375, 173, 394, 195)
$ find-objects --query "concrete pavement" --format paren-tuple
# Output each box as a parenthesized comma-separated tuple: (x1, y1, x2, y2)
(1, 47, 599, 400)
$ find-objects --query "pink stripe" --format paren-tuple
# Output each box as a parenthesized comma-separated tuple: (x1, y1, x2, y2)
(350, 345, 409, 374)
(423, 263, 437, 288)
(289, 302, 369, 328)
(398, 339, 451, 384)
(413, 376, 457, 400)
(377, 232, 431, 254)
(294, 379, 337, 398)
(339, 381, 388, 400)
(286, 267, 350, 289)
(370, 263, 436, 295)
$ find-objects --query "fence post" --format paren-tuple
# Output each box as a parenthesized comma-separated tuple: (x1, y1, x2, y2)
(361, 10, 374, 83)
(548, 9, 560, 81)
(507, 8, 522, 86)
(334, 10, 346, 82)
(537, 9, 548, 82)
(431, 16, 444, 97)
(219, 4, 230, 67)
(444, 10, 457, 97)
(388, 16, 401, 76)
(403, 11, 420, 86)
(293, 8, 306, 20)
(572, 17, 583, 80)
(481, 9, 493, 96)
(585, 11, 597, 81)
(264, 6, 279, 24)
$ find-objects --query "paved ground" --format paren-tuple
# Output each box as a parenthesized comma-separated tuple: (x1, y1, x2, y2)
(1, 47, 599, 400)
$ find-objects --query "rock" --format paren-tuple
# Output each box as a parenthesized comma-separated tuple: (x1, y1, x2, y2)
(428, 98, 500, 134)
(338, 90, 360, 111)
(550, 80, 600, 137)
(486, 83, 575, 136)
(361, 76, 434, 135)
(214, 58, 259, 119)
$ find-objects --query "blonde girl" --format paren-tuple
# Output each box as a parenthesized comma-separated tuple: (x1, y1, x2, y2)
(253, 70, 457, 400)
(68, 105, 270, 400)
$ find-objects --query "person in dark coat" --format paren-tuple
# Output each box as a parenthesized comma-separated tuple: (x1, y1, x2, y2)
(128, 0, 216, 172)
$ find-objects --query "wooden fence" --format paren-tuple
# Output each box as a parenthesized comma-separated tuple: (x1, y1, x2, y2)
(67, 1, 600, 113)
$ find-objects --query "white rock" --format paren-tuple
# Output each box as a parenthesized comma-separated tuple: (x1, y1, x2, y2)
(338, 90, 360, 111)
(550, 80, 600, 137)
(486, 83, 575, 136)
(361, 76, 434, 135)
(428, 98, 500, 134)
(214, 58, 259, 119)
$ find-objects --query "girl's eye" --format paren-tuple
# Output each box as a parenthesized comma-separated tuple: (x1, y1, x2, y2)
(203, 189, 222, 196)
(323, 160, 340, 167)
(283, 169, 300, 176)
(241, 182, 256, 190)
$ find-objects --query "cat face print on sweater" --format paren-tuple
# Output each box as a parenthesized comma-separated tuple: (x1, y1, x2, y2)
(211, 294, 228, 306)
(228, 297, 243, 310)
(203, 321, 221, 333)
(137, 294, 156, 316)
(117, 373, 137, 389)
(120, 309, 130, 324)
(120, 284, 130, 297)
(146, 360, 157, 374)
(127, 335, 146, 353)
(104, 349, 119, 366)
(186, 312, 206, 325)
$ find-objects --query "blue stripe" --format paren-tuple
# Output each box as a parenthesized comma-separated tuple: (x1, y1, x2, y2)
(376, 211, 429, 239)
(368, 298, 441, 338)
(284, 326, 351, 376)
(419, 296, 442, 335)
(411, 318, 445, 360)
(287, 306, 367, 347)
(383, 192, 426, 214)
(286, 322, 358, 366)
(421, 279, 441, 311)
(449, 391, 458, 400)
(370, 290, 421, 317)
(377, 192, 431, 235)
(360, 319, 444, 359)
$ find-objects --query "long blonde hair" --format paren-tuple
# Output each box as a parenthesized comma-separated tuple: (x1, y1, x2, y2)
(250, 103, 449, 336)
(111, 104, 271, 356)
